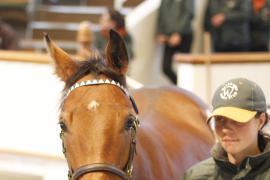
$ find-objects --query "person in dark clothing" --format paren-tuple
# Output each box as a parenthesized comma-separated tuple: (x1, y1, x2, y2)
(250, 0, 270, 51)
(157, 0, 194, 84)
(204, 0, 251, 52)
(0, 20, 18, 50)
(183, 78, 270, 180)
(94, 9, 134, 60)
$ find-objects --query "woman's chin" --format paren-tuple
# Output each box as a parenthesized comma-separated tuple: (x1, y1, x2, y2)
(222, 142, 240, 154)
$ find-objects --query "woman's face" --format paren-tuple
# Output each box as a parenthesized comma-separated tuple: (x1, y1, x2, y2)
(214, 115, 265, 156)
(100, 12, 115, 31)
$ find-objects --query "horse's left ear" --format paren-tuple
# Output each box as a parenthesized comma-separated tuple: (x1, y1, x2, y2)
(105, 29, 129, 75)
(44, 33, 79, 82)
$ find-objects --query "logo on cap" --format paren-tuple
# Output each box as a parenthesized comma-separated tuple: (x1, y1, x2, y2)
(220, 82, 238, 100)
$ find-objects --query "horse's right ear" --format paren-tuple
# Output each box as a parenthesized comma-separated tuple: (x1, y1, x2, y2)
(44, 33, 79, 82)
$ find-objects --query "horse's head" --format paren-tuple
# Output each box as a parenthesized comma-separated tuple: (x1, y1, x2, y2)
(45, 30, 139, 180)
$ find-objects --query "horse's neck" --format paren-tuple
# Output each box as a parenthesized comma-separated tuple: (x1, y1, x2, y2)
(130, 87, 214, 180)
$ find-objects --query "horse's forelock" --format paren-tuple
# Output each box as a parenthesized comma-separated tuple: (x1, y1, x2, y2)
(59, 58, 126, 108)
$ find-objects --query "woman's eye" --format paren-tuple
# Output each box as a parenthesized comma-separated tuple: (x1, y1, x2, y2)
(59, 122, 67, 132)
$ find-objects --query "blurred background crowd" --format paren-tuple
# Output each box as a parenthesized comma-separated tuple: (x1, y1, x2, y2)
(1, 0, 270, 84)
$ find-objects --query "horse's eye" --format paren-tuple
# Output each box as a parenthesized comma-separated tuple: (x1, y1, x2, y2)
(125, 116, 135, 130)
(59, 122, 67, 132)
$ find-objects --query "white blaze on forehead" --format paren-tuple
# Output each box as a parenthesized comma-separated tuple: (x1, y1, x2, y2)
(88, 100, 100, 111)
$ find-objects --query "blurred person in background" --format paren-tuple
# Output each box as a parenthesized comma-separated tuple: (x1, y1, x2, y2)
(156, 0, 194, 85)
(0, 19, 18, 50)
(250, 0, 270, 51)
(204, 0, 251, 52)
(76, 21, 95, 60)
(94, 8, 134, 59)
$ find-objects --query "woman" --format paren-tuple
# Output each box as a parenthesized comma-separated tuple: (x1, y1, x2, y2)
(183, 78, 270, 179)
(94, 8, 134, 59)
(156, 0, 194, 84)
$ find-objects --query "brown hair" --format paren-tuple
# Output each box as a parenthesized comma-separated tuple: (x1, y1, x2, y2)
(255, 112, 269, 128)
(108, 9, 125, 29)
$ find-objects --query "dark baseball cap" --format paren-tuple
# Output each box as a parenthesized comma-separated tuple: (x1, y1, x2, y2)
(207, 78, 267, 123)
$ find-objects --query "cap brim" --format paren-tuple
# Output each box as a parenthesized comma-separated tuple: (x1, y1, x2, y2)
(207, 107, 257, 123)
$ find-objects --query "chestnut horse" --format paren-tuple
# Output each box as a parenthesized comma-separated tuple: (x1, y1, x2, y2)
(45, 30, 214, 180)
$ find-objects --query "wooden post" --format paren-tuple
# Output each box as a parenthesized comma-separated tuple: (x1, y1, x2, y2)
(204, 32, 212, 104)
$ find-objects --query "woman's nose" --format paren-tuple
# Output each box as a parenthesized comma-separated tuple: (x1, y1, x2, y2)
(221, 125, 231, 133)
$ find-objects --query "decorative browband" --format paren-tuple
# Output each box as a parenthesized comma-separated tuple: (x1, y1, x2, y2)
(66, 79, 129, 97)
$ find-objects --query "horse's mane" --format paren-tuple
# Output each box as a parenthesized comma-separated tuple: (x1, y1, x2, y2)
(65, 58, 127, 91)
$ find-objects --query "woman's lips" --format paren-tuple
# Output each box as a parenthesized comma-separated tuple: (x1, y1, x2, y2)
(222, 138, 238, 142)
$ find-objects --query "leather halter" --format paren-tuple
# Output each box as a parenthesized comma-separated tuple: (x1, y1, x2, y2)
(60, 79, 140, 180)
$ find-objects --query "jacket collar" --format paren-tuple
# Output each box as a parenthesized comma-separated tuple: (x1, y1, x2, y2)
(212, 135, 270, 175)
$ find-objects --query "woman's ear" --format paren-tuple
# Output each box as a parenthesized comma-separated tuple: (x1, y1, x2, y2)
(257, 113, 267, 130)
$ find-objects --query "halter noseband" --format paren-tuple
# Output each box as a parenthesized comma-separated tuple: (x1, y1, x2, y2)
(60, 79, 140, 180)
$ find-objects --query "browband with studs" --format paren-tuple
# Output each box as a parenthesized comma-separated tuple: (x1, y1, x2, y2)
(65, 79, 139, 114)
(66, 79, 129, 97)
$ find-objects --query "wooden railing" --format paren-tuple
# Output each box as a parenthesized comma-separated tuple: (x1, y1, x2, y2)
(0, 50, 144, 88)
(0, 0, 28, 6)
(0, 148, 64, 161)
(0, 50, 51, 64)
(2, 50, 270, 64)
(174, 52, 270, 64)
(173, 51, 270, 105)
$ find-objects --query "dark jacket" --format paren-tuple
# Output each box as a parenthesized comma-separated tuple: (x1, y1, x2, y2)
(250, 0, 270, 51)
(204, 0, 251, 51)
(183, 135, 270, 180)
(157, 0, 194, 35)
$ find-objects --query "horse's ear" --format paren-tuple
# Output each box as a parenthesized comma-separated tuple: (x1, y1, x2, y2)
(44, 33, 79, 82)
(105, 29, 129, 75)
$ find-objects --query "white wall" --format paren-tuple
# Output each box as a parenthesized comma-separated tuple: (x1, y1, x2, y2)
(177, 62, 270, 105)
(126, 0, 170, 85)
(0, 61, 67, 179)
(126, 0, 207, 85)
(0, 61, 63, 155)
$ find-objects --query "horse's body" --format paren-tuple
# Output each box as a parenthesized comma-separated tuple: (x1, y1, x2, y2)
(45, 30, 214, 180)
(131, 87, 214, 179)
